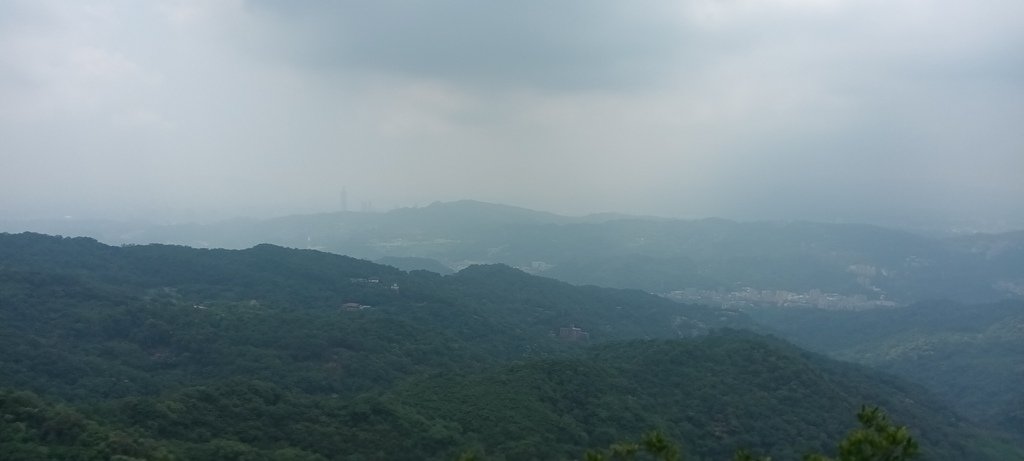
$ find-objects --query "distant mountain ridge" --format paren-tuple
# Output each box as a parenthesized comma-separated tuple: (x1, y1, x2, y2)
(6, 200, 1018, 305)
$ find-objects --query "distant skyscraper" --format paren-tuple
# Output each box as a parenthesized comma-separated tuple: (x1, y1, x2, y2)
(340, 187, 348, 212)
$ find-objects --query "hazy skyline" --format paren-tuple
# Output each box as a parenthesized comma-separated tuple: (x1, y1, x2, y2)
(2, 0, 1022, 229)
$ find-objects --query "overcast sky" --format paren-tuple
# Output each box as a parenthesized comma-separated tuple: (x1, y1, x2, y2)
(1, 0, 1022, 228)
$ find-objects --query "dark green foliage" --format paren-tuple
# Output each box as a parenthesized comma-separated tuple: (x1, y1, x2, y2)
(0, 389, 176, 460)
(0, 232, 1019, 460)
(584, 407, 918, 461)
(584, 431, 682, 461)
(383, 332, 995, 460)
(804, 406, 918, 461)
(747, 300, 1024, 438)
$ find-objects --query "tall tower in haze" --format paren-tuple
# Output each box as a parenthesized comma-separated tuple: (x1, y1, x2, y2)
(340, 187, 348, 213)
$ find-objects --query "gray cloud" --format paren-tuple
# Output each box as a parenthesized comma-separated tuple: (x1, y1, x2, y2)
(0, 0, 1021, 230)
(245, 0, 694, 91)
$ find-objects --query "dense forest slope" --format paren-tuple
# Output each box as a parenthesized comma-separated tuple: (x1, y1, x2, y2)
(382, 333, 1007, 460)
(0, 233, 1020, 460)
(8, 201, 1021, 304)
(747, 300, 1024, 438)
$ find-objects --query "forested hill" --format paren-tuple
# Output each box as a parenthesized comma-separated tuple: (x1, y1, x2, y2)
(0, 232, 749, 343)
(1, 232, 1020, 460)
(747, 299, 1024, 437)
(0, 231, 754, 402)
